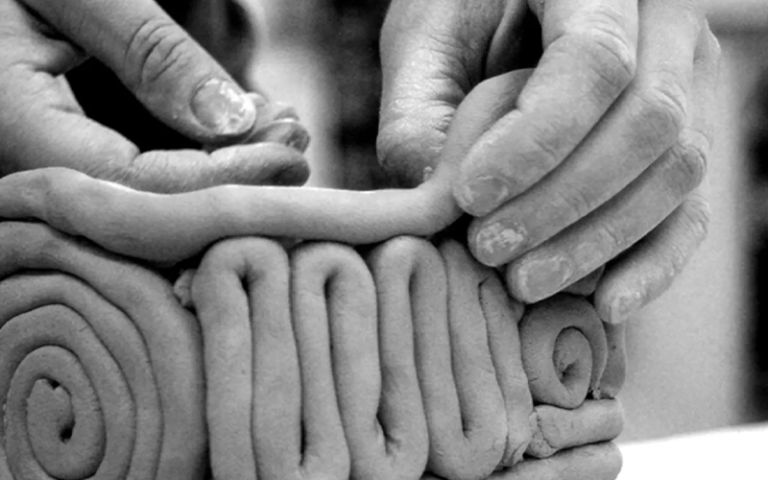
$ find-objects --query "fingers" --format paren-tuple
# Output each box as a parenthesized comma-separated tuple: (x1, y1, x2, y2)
(503, 2, 718, 304)
(114, 143, 310, 193)
(20, 0, 257, 143)
(468, 0, 699, 267)
(594, 191, 711, 324)
(455, 0, 639, 215)
(0, 31, 308, 192)
(504, 138, 706, 303)
(377, 0, 515, 186)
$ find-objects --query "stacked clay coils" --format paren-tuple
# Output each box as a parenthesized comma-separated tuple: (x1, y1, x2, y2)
(0, 220, 625, 480)
(187, 236, 626, 480)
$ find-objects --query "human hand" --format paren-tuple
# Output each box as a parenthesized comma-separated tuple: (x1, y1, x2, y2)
(378, 0, 720, 323)
(0, 0, 309, 192)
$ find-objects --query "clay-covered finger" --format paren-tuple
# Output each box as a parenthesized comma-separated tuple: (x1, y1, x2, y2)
(488, 442, 623, 480)
(562, 266, 605, 297)
(519, 295, 607, 408)
(594, 21, 720, 324)
(504, 9, 717, 304)
(455, 0, 638, 215)
(527, 400, 624, 458)
(468, 0, 700, 267)
(479, 271, 533, 467)
(504, 129, 708, 304)
(595, 192, 711, 325)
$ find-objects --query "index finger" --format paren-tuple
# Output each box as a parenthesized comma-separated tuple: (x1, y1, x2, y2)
(455, 0, 638, 216)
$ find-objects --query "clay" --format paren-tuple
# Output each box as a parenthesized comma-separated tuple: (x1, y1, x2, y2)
(489, 443, 623, 480)
(291, 242, 427, 480)
(0, 71, 532, 267)
(0, 220, 624, 480)
(0, 221, 206, 480)
(526, 400, 624, 458)
(519, 295, 608, 409)
(191, 238, 315, 480)
(593, 323, 627, 399)
(420, 444, 623, 480)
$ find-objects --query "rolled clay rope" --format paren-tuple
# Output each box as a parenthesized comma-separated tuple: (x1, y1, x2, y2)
(0, 221, 206, 480)
(367, 237, 531, 479)
(0, 70, 533, 266)
(191, 237, 430, 480)
(189, 235, 623, 480)
(526, 400, 624, 459)
(421, 444, 623, 480)
(518, 295, 610, 409)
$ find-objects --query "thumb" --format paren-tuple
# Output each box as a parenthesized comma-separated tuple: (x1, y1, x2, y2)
(21, 0, 258, 143)
(378, 0, 527, 187)
(378, 0, 475, 187)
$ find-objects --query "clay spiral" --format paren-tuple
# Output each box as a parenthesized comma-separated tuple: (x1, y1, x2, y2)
(0, 222, 206, 480)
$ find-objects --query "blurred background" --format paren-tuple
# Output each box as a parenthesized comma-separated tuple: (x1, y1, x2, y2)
(247, 0, 768, 442)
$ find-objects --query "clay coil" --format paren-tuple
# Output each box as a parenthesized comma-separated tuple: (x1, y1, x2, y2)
(0, 71, 533, 267)
(0, 222, 206, 480)
(518, 295, 609, 409)
(526, 400, 624, 459)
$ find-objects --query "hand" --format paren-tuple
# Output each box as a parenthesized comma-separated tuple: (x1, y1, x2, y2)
(378, 0, 720, 323)
(0, 0, 309, 192)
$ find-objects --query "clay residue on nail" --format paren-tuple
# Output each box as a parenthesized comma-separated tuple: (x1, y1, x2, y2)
(458, 176, 510, 215)
(609, 290, 643, 324)
(475, 221, 526, 265)
(193, 79, 257, 135)
(517, 256, 574, 301)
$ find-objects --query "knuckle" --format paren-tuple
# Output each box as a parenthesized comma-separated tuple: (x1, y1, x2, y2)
(553, 185, 594, 222)
(679, 194, 711, 244)
(123, 17, 193, 93)
(599, 221, 632, 258)
(634, 73, 688, 143)
(570, 11, 637, 94)
(668, 133, 709, 196)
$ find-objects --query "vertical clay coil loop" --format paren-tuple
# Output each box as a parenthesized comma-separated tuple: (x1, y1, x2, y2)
(191, 237, 302, 480)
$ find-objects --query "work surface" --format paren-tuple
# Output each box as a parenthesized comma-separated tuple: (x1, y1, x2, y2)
(618, 422, 768, 479)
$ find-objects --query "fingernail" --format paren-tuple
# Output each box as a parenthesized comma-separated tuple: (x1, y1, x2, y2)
(608, 293, 643, 324)
(457, 176, 510, 216)
(246, 119, 311, 152)
(517, 256, 574, 302)
(473, 220, 527, 266)
(192, 79, 257, 135)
